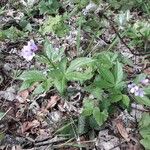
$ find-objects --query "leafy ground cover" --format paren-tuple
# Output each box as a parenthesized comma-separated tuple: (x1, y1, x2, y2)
(0, 0, 150, 149)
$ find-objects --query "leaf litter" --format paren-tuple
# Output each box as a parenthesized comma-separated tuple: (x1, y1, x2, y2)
(0, 0, 150, 150)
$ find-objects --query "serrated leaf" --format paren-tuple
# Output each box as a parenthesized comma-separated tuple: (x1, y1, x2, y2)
(44, 41, 53, 60)
(78, 116, 88, 135)
(96, 79, 114, 88)
(85, 85, 103, 99)
(59, 58, 67, 72)
(54, 76, 67, 95)
(140, 126, 150, 138)
(93, 107, 108, 126)
(135, 96, 150, 106)
(67, 57, 94, 73)
(96, 53, 112, 69)
(99, 67, 115, 84)
(114, 61, 123, 84)
(18, 70, 46, 82)
(19, 80, 34, 91)
(33, 84, 45, 95)
(122, 94, 130, 107)
(111, 94, 123, 103)
(82, 99, 94, 116)
(139, 113, 150, 128)
(114, 81, 125, 90)
(66, 71, 93, 82)
(42, 15, 61, 34)
(140, 137, 150, 149)
(42, 78, 53, 91)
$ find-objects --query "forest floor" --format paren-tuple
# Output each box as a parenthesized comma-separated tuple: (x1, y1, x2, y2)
(0, 0, 150, 150)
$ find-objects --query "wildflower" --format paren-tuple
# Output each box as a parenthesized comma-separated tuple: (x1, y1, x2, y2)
(141, 79, 149, 85)
(128, 83, 145, 97)
(20, 39, 38, 61)
(134, 88, 145, 97)
(28, 39, 38, 52)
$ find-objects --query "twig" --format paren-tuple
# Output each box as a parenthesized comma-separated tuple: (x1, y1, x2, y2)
(100, 13, 150, 56)
(109, 140, 126, 150)
(34, 137, 67, 147)
(0, 107, 12, 120)
(131, 103, 150, 112)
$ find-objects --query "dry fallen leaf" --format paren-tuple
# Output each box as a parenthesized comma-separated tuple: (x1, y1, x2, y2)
(17, 90, 29, 103)
(21, 120, 40, 133)
(116, 119, 130, 142)
(46, 95, 60, 110)
(144, 67, 150, 75)
(17, 84, 37, 103)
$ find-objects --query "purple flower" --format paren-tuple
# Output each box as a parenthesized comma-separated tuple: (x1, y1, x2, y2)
(20, 39, 38, 61)
(141, 79, 149, 85)
(134, 88, 145, 97)
(28, 39, 38, 52)
(128, 83, 145, 97)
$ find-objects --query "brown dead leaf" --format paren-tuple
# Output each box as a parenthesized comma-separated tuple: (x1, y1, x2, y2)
(17, 83, 38, 103)
(144, 67, 150, 75)
(116, 119, 130, 142)
(21, 120, 40, 133)
(46, 95, 60, 110)
(28, 82, 38, 92)
(17, 89, 29, 103)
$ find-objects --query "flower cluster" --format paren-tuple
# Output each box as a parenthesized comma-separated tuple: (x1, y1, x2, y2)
(128, 79, 149, 97)
(20, 39, 38, 61)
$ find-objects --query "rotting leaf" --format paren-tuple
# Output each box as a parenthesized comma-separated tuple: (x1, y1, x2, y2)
(21, 120, 40, 133)
(115, 118, 130, 142)
(46, 95, 60, 110)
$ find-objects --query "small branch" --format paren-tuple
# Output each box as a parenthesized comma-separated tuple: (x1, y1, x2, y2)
(100, 13, 150, 56)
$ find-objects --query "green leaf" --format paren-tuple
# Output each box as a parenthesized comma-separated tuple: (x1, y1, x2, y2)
(54, 76, 67, 95)
(139, 113, 150, 128)
(78, 116, 88, 135)
(19, 80, 34, 91)
(96, 53, 112, 69)
(134, 73, 146, 84)
(85, 85, 103, 99)
(82, 99, 94, 116)
(99, 67, 115, 84)
(92, 0, 101, 5)
(33, 84, 45, 95)
(59, 58, 67, 72)
(89, 116, 100, 130)
(114, 81, 125, 90)
(144, 86, 150, 95)
(44, 40, 65, 63)
(114, 61, 123, 84)
(41, 15, 69, 36)
(139, 113, 150, 150)
(96, 79, 114, 88)
(18, 70, 46, 82)
(140, 126, 150, 138)
(66, 71, 93, 82)
(42, 78, 53, 91)
(140, 137, 150, 150)
(0, 133, 5, 141)
(110, 94, 123, 103)
(135, 96, 150, 106)
(93, 107, 108, 126)
(44, 41, 54, 60)
(0, 112, 5, 120)
(67, 57, 94, 73)
(39, 0, 60, 15)
(122, 94, 130, 107)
